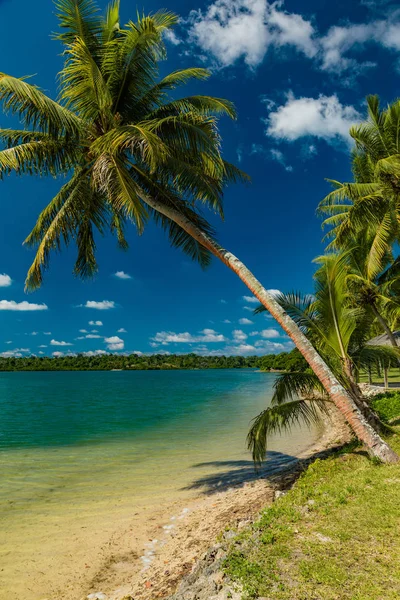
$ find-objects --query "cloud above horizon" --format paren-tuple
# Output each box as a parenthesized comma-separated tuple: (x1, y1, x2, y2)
(186, 0, 317, 68)
(265, 93, 360, 146)
(83, 300, 116, 310)
(0, 300, 48, 311)
(151, 328, 227, 345)
(114, 271, 132, 280)
(181, 0, 400, 76)
(50, 339, 73, 347)
(104, 335, 124, 351)
(0, 274, 12, 287)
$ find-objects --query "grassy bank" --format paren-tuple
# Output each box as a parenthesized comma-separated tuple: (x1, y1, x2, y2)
(224, 394, 400, 600)
(359, 367, 400, 386)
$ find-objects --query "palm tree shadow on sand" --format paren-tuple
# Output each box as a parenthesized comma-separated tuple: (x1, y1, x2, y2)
(182, 444, 351, 495)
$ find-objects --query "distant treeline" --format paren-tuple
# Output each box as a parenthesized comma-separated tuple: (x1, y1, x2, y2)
(259, 349, 307, 372)
(0, 350, 306, 372)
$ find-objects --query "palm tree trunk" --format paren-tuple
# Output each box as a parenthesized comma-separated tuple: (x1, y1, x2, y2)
(142, 196, 399, 463)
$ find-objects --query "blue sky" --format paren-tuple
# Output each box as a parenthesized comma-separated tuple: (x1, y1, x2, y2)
(0, 0, 399, 358)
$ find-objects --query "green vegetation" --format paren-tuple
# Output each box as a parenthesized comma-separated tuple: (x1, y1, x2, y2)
(359, 366, 400, 385)
(0, 353, 261, 372)
(224, 395, 400, 599)
(371, 391, 400, 423)
(259, 349, 307, 372)
(248, 253, 399, 463)
(245, 97, 400, 464)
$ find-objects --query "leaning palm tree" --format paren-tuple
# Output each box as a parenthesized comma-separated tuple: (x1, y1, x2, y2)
(249, 253, 398, 463)
(0, 0, 397, 462)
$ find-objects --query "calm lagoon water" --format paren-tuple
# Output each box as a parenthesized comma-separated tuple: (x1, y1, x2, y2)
(0, 369, 317, 598)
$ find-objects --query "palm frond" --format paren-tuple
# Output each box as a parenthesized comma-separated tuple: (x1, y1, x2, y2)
(247, 399, 331, 464)
(0, 73, 83, 137)
(272, 371, 328, 406)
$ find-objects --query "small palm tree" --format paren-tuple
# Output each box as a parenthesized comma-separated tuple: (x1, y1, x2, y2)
(346, 239, 400, 350)
(0, 1, 397, 462)
(249, 253, 398, 463)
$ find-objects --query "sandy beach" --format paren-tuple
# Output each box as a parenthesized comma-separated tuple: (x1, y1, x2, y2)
(77, 407, 349, 600)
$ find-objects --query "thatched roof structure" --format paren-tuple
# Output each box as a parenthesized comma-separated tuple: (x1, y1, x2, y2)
(367, 331, 400, 347)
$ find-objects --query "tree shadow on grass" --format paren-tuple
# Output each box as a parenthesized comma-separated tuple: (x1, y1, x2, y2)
(183, 444, 350, 495)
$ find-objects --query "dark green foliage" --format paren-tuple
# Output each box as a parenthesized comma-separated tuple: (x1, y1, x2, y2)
(371, 391, 400, 423)
(259, 349, 308, 372)
(0, 352, 261, 372)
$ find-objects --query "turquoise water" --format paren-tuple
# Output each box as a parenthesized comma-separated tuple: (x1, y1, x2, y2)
(0, 370, 317, 599)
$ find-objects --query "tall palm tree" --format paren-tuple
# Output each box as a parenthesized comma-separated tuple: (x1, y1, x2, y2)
(0, 0, 397, 462)
(249, 253, 398, 463)
(318, 96, 400, 351)
(318, 95, 400, 279)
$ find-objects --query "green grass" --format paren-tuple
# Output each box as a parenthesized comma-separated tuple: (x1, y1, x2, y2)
(224, 395, 400, 600)
(359, 367, 400, 386)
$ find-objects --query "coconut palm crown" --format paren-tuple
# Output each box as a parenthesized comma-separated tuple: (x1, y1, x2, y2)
(318, 95, 400, 280)
(0, 0, 247, 290)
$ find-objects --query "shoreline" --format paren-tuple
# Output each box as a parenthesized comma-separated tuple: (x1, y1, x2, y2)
(83, 408, 350, 600)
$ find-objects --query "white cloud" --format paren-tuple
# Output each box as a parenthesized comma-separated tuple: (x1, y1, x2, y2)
(0, 300, 48, 311)
(200, 328, 226, 342)
(81, 350, 108, 357)
(50, 339, 73, 347)
(187, 0, 316, 68)
(266, 93, 360, 145)
(38, 345, 47, 348)
(29, 331, 38, 336)
(0, 347, 31, 357)
(114, 271, 132, 280)
(151, 328, 226, 345)
(105, 335, 125, 351)
(1, 351, 22, 358)
(85, 334, 102, 339)
(220, 299, 227, 304)
(43, 331, 52, 335)
(220, 343, 257, 355)
(254, 339, 293, 352)
(259, 328, 281, 338)
(0, 274, 12, 287)
(164, 29, 182, 45)
(319, 20, 400, 74)
(268, 289, 281, 297)
(232, 329, 248, 342)
(186, 2, 400, 77)
(239, 317, 253, 325)
(79, 329, 88, 333)
(269, 148, 293, 172)
(243, 306, 254, 312)
(52, 351, 64, 357)
(117, 328, 127, 333)
(5, 341, 12, 344)
(243, 295, 259, 304)
(83, 300, 115, 310)
(89, 320, 103, 326)
(223, 319, 231, 324)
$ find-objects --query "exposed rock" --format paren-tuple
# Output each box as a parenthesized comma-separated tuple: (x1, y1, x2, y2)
(274, 490, 286, 500)
(358, 383, 385, 398)
(165, 544, 241, 600)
